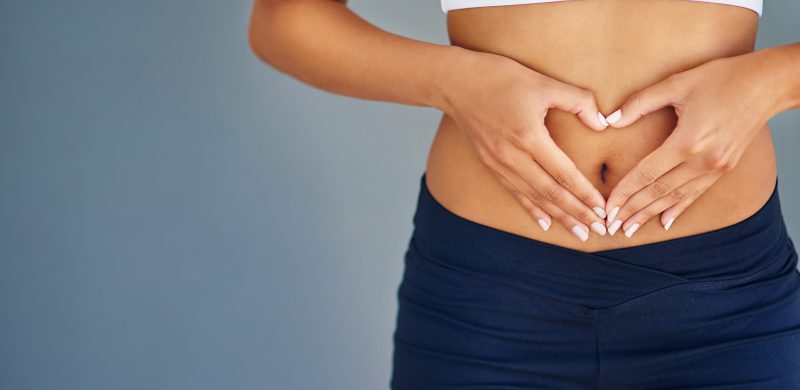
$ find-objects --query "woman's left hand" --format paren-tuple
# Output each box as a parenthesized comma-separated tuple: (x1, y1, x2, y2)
(601, 50, 784, 237)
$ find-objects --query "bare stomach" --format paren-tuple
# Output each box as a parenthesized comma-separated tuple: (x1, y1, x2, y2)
(425, 0, 777, 252)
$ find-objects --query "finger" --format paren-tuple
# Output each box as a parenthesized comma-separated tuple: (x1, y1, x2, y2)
(620, 172, 720, 237)
(608, 162, 701, 234)
(517, 128, 607, 219)
(497, 175, 552, 232)
(499, 146, 607, 237)
(605, 74, 683, 128)
(605, 126, 690, 225)
(659, 172, 723, 232)
(543, 80, 609, 131)
(488, 152, 594, 241)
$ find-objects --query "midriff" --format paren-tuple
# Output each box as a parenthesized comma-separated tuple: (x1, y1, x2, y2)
(425, 0, 777, 252)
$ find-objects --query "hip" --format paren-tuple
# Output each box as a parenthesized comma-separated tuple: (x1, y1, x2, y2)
(424, 112, 779, 252)
(392, 168, 800, 389)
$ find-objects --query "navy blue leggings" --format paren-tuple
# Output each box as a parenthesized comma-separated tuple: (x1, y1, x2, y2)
(391, 173, 800, 389)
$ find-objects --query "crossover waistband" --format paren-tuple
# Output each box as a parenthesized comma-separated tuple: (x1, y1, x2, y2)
(408, 173, 794, 310)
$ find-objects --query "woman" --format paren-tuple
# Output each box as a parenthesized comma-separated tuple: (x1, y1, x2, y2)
(249, 0, 800, 388)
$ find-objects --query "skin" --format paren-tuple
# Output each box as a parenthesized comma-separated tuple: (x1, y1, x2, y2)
(604, 46, 800, 237)
(249, 0, 800, 252)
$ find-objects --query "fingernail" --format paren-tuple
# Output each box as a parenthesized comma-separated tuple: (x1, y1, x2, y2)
(593, 207, 607, 219)
(538, 218, 551, 232)
(663, 217, 675, 231)
(606, 109, 622, 125)
(572, 225, 589, 242)
(607, 206, 620, 224)
(597, 112, 609, 127)
(624, 223, 640, 238)
(591, 221, 607, 235)
(608, 219, 622, 235)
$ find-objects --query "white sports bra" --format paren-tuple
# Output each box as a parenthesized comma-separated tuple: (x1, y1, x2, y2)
(441, 0, 763, 17)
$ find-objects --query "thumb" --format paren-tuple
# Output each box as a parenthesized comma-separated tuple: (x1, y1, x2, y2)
(605, 75, 682, 128)
(545, 82, 608, 132)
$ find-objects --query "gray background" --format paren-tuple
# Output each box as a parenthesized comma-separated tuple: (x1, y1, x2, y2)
(1, 1, 798, 389)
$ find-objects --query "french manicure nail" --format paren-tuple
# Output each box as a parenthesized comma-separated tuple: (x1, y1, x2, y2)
(664, 217, 675, 231)
(608, 219, 622, 235)
(607, 207, 620, 224)
(593, 207, 607, 219)
(606, 109, 622, 125)
(624, 223, 640, 238)
(591, 221, 607, 235)
(597, 112, 609, 127)
(572, 225, 589, 242)
(538, 218, 551, 232)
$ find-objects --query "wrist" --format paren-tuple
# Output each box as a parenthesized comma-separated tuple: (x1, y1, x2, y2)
(752, 43, 800, 116)
(430, 45, 485, 116)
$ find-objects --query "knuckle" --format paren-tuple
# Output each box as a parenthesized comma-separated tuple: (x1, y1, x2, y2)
(634, 209, 652, 223)
(492, 145, 514, 166)
(690, 140, 709, 156)
(668, 188, 687, 202)
(555, 215, 573, 229)
(676, 138, 700, 156)
(512, 129, 539, 150)
(628, 92, 644, 110)
(518, 198, 538, 214)
(649, 181, 671, 197)
(545, 204, 565, 219)
(525, 189, 542, 204)
(694, 130, 718, 151)
(544, 186, 564, 202)
(635, 168, 657, 186)
(507, 188, 522, 200)
(721, 155, 738, 171)
(708, 158, 728, 171)
(723, 160, 736, 171)
(579, 208, 597, 222)
(619, 204, 637, 219)
(702, 148, 727, 171)
(554, 170, 575, 189)
(516, 195, 536, 212)
(477, 148, 496, 167)
(616, 187, 634, 200)
(486, 139, 503, 156)
(497, 178, 512, 192)
(576, 191, 594, 206)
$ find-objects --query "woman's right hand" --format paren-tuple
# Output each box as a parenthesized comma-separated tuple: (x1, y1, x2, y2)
(435, 48, 610, 241)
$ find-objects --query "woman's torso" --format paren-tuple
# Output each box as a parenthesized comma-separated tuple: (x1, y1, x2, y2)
(425, 0, 777, 252)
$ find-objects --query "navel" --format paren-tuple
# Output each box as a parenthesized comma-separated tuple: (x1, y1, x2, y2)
(600, 162, 608, 184)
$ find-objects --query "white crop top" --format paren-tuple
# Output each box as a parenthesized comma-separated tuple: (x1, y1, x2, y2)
(441, 0, 763, 17)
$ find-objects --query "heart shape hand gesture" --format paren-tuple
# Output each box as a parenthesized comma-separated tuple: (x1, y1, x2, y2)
(437, 46, 788, 243)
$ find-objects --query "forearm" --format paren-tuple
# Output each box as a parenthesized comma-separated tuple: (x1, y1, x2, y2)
(248, 0, 464, 111)
(754, 42, 800, 115)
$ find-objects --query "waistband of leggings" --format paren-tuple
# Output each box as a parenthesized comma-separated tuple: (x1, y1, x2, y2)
(410, 172, 791, 282)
